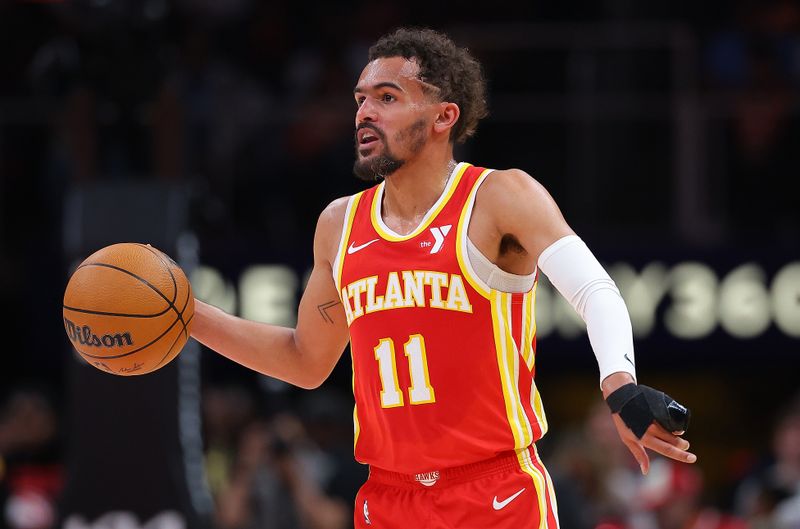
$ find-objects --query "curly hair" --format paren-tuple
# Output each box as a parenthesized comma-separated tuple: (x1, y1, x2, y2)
(368, 27, 489, 144)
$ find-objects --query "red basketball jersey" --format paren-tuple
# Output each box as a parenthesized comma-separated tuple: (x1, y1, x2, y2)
(334, 162, 547, 475)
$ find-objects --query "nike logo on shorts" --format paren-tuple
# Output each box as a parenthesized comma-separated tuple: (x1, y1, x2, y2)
(348, 239, 380, 254)
(493, 488, 526, 510)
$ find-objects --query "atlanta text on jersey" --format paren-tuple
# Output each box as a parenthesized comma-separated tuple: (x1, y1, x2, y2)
(341, 270, 473, 324)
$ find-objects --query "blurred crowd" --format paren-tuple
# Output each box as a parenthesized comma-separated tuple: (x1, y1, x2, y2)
(200, 383, 367, 529)
(2, 384, 800, 529)
(2, 0, 799, 260)
(545, 396, 800, 529)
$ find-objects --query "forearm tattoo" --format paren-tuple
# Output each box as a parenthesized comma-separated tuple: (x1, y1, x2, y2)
(317, 300, 341, 324)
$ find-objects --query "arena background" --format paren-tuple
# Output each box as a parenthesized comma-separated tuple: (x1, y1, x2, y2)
(0, 1, 799, 528)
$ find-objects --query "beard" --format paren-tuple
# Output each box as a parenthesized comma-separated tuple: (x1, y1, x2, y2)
(353, 119, 427, 182)
(353, 151, 404, 182)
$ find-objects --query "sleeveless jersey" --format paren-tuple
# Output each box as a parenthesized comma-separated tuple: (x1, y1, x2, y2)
(333, 162, 548, 475)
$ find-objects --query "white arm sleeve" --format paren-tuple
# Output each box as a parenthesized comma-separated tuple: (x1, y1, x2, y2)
(537, 235, 637, 386)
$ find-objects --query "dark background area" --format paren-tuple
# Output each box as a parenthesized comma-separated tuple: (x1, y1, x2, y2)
(0, 0, 799, 528)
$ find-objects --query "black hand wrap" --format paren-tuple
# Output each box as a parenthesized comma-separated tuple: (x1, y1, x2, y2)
(606, 383, 691, 439)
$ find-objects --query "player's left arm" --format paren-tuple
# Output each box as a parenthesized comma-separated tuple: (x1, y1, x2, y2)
(482, 168, 696, 474)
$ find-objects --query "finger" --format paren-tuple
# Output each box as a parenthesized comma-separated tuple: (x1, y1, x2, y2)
(643, 435, 697, 464)
(647, 423, 691, 450)
(625, 439, 650, 475)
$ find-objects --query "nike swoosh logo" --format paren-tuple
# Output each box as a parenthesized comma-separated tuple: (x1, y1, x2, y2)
(347, 239, 380, 254)
(624, 353, 635, 367)
(493, 488, 525, 510)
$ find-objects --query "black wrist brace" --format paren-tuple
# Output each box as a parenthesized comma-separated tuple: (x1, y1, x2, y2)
(606, 383, 691, 439)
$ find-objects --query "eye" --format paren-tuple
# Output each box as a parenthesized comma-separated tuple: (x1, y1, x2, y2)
(381, 93, 396, 103)
(355, 96, 366, 107)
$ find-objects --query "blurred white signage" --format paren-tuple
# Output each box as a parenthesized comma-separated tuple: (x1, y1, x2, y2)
(192, 261, 800, 340)
(64, 511, 185, 529)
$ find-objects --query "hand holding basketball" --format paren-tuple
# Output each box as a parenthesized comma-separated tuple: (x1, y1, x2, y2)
(63, 243, 195, 376)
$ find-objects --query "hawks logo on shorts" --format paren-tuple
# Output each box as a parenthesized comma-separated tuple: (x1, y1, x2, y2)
(334, 162, 548, 475)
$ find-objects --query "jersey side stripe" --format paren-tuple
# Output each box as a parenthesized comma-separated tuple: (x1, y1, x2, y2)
(523, 285, 548, 434)
(333, 192, 364, 293)
(340, 193, 362, 455)
(531, 381, 549, 436)
(530, 445, 561, 528)
(351, 349, 361, 453)
(521, 290, 535, 370)
(529, 289, 537, 368)
(504, 291, 530, 447)
(506, 292, 534, 447)
(492, 291, 534, 449)
(530, 283, 538, 360)
(492, 291, 523, 447)
(516, 447, 549, 529)
(527, 383, 544, 440)
(523, 283, 547, 439)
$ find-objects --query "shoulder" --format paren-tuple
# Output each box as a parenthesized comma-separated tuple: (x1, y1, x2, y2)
(476, 167, 555, 212)
(318, 195, 352, 228)
(314, 195, 357, 264)
(472, 167, 572, 252)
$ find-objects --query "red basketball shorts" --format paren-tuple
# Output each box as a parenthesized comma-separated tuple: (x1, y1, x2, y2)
(353, 445, 560, 529)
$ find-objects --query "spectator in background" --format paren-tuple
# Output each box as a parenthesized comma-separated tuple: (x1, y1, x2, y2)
(296, 390, 369, 518)
(548, 401, 746, 529)
(215, 413, 349, 529)
(634, 458, 746, 529)
(0, 389, 62, 529)
(734, 395, 800, 529)
(548, 399, 643, 529)
(202, 383, 359, 529)
(202, 383, 258, 501)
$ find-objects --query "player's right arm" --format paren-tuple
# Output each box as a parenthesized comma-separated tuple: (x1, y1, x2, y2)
(190, 198, 351, 389)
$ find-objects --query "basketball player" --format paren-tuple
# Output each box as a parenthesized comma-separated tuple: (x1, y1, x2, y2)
(191, 28, 695, 528)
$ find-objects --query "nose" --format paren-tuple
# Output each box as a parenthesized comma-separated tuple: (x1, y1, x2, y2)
(355, 97, 377, 126)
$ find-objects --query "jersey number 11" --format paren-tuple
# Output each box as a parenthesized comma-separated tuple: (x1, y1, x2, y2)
(374, 334, 436, 408)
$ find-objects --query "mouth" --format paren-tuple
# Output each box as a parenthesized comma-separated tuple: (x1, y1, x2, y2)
(357, 128, 381, 147)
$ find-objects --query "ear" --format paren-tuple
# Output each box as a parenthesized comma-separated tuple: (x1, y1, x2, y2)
(433, 102, 460, 135)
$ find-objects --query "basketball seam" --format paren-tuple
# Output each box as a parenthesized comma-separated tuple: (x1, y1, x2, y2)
(78, 249, 189, 327)
(178, 285, 192, 339)
(62, 305, 172, 318)
(153, 312, 195, 371)
(76, 262, 177, 313)
(133, 244, 191, 334)
(133, 244, 178, 304)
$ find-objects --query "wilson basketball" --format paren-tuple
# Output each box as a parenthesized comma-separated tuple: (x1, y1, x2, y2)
(63, 242, 195, 376)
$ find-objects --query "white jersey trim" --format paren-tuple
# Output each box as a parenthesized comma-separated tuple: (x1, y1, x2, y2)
(332, 193, 362, 293)
(371, 162, 466, 240)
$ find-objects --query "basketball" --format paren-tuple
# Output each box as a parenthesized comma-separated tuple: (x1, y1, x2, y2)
(63, 242, 195, 376)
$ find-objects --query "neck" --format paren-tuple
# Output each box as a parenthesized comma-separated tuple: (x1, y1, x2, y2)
(381, 151, 457, 229)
